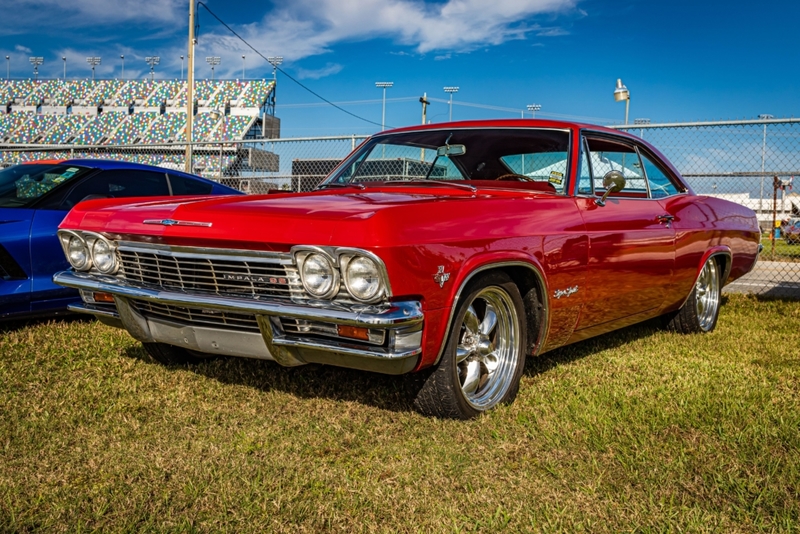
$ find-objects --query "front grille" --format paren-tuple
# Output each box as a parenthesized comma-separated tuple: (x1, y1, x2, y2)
(117, 245, 303, 300)
(132, 300, 261, 332)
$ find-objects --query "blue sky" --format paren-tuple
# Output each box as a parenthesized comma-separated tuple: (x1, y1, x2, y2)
(1, 0, 798, 137)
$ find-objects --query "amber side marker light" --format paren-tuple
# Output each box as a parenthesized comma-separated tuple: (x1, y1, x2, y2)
(93, 292, 115, 303)
(337, 325, 370, 341)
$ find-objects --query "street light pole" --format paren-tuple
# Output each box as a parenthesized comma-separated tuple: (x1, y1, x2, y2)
(29, 57, 43, 81)
(444, 86, 459, 121)
(5, 56, 8, 80)
(62, 56, 66, 79)
(375, 81, 393, 131)
(85, 57, 101, 81)
(241, 55, 245, 79)
(120, 55, 124, 79)
(145, 56, 160, 80)
(758, 113, 774, 215)
(205, 56, 220, 80)
(526, 103, 541, 118)
(613, 78, 630, 125)
(180, 55, 184, 80)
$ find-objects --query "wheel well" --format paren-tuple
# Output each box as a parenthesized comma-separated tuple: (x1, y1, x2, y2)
(498, 265, 547, 356)
(710, 253, 730, 285)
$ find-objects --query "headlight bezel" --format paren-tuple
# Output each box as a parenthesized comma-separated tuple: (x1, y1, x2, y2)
(340, 252, 386, 303)
(57, 230, 118, 274)
(292, 246, 391, 304)
(295, 248, 339, 300)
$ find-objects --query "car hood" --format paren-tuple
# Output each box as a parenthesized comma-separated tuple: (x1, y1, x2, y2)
(59, 187, 560, 250)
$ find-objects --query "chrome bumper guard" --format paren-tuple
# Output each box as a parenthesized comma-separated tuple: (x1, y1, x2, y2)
(55, 270, 424, 375)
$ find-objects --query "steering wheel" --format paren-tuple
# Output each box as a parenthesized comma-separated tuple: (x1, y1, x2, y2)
(494, 173, 534, 182)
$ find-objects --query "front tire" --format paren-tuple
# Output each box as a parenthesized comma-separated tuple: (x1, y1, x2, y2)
(665, 257, 721, 333)
(414, 272, 527, 419)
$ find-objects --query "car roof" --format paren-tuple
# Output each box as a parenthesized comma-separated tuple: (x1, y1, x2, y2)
(380, 118, 629, 137)
(20, 158, 241, 192)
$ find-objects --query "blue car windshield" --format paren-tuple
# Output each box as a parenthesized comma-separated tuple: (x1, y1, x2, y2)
(0, 164, 93, 208)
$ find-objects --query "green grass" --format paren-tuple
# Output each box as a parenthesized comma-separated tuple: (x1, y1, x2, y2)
(761, 234, 800, 262)
(2, 294, 799, 532)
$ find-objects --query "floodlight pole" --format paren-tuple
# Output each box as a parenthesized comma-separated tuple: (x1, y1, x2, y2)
(375, 81, 393, 131)
(29, 57, 43, 81)
(526, 103, 541, 118)
(267, 56, 283, 109)
(184, 0, 196, 174)
(85, 57, 101, 81)
(205, 56, 220, 80)
(145, 56, 160, 80)
(444, 86, 459, 121)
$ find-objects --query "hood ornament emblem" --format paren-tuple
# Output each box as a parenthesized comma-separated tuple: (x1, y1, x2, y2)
(143, 219, 212, 228)
(433, 266, 451, 288)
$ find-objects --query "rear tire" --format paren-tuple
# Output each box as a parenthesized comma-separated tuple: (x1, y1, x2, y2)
(414, 272, 527, 419)
(665, 257, 721, 334)
(143, 342, 211, 365)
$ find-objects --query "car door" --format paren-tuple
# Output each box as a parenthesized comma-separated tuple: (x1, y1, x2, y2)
(0, 207, 34, 316)
(573, 134, 676, 333)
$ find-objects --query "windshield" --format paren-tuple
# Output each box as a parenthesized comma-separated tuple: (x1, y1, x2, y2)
(326, 128, 571, 194)
(0, 163, 93, 208)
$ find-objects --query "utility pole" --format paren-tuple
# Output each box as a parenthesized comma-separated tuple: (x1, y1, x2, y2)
(184, 0, 196, 174)
(419, 92, 430, 125)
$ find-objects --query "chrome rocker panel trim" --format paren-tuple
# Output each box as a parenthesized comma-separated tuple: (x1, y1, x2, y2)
(56, 270, 423, 375)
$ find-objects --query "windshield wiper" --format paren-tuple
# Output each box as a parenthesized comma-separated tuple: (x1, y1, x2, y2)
(317, 182, 366, 190)
(383, 179, 477, 193)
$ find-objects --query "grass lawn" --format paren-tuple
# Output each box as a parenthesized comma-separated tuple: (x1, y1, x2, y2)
(1, 294, 799, 532)
(761, 234, 800, 262)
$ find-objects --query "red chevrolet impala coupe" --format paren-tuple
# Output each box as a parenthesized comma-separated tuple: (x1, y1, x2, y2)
(54, 120, 760, 419)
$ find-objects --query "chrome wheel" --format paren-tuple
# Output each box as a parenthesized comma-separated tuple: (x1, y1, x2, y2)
(695, 259, 720, 331)
(456, 286, 521, 410)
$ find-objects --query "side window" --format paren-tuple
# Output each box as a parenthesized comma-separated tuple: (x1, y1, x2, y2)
(577, 138, 592, 195)
(62, 169, 169, 208)
(585, 137, 646, 197)
(168, 173, 213, 195)
(640, 151, 679, 198)
(500, 152, 568, 194)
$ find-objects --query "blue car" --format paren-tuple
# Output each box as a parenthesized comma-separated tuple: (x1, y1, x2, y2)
(0, 159, 243, 320)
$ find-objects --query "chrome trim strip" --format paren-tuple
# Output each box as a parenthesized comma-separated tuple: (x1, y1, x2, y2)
(67, 302, 119, 318)
(433, 261, 550, 365)
(54, 270, 422, 328)
(142, 219, 213, 227)
(273, 337, 422, 361)
(116, 241, 293, 264)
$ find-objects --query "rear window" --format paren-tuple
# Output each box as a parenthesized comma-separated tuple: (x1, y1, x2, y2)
(168, 173, 213, 195)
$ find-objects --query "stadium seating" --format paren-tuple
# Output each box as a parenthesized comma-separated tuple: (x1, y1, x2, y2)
(140, 112, 186, 143)
(72, 111, 128, 144)
(221, 115, 254, 140)
(114, 80, 156, 105)
(144, 80, 183, 107)
(105, 112, 157, 145)
(207, 80, 246, 109)
(40, 114, 90, 144)
(7, 114, 60, 143)
(0, 111, 32, 141)
(183, 112, 220, 141)
(239, 80, 275, 108)
(88, 80, 125, 106)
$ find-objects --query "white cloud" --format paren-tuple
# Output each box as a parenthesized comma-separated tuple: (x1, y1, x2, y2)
(15, 45, 32, 53)
(294, 63, 344, 80)
(197, 0, 578, 69)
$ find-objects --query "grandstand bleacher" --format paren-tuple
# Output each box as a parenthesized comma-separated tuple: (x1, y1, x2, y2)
(0, 78, 277, 177)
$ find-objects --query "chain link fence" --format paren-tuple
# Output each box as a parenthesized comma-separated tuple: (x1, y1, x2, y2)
(2, 118, 798, 296)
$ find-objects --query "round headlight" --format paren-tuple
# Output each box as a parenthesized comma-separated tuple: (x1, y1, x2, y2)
(344, 256, 382, 301)
(91, 238, 117, 274)
(67, 236, 90, 270)
(301, 253, 336, 297)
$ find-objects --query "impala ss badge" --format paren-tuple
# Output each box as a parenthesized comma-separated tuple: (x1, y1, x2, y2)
(143, 219, 213, 227)
(554, 285, 579, 299)
(224, 274, 287, 284)
(433, 266, 451, 288)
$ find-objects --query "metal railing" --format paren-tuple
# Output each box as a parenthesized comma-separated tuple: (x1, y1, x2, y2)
(2, 118, 798, 296)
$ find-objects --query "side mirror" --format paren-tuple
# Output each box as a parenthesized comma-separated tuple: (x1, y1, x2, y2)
(595, 170, 626, 207)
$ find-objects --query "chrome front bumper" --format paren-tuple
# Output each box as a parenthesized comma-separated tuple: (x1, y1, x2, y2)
(55, 270, 424, 374)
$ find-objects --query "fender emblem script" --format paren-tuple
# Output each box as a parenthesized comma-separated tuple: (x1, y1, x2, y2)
(143, 219, 213, 227)
(554, 286, 579, 299)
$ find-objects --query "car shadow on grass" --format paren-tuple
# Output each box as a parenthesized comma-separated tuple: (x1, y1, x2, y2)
(0, 312, 92, 334)
(123, 343, 428, 414)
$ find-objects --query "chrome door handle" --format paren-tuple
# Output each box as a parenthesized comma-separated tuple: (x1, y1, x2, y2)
(657, 214, 675, 227)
